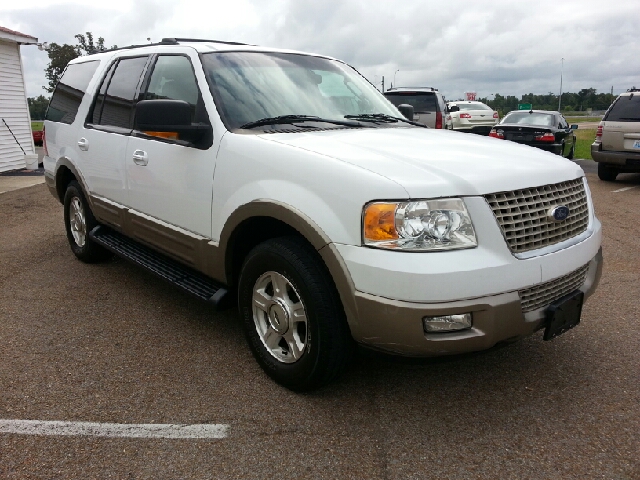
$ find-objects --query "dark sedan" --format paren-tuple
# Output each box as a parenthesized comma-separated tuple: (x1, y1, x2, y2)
(489, 110, 578, 158)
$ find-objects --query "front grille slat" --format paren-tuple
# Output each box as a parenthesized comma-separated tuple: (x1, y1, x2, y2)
(519, 264, 589, 312)
(485, 178, 589, 253)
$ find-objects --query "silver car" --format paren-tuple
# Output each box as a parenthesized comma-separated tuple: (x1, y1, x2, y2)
(446, 101, 499, 134)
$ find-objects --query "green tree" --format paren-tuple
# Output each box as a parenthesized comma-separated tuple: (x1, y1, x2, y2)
(27, 95, 50, 120)
(43, 32, 117, 93)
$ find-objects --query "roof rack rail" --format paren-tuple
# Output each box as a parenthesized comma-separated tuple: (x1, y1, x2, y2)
(92, 38, 251, 55)
(161, 38, 249, 46)
(627, 87, 639, 92)
(387, 86, 439, 91)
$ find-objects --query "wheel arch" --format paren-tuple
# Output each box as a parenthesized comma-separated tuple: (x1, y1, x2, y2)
(53, 158, 91, 206)
(218, 200, 359, 329)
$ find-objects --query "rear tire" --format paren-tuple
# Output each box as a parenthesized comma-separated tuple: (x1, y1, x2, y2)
(63, 181, 112, 263)
(238, 236, 352, 391)
(597, 163, 618, 182)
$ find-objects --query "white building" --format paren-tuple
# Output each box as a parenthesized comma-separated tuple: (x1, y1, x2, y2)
(0, 26, 38, 173)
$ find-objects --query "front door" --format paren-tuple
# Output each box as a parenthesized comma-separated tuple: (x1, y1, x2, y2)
(124, 53, 216, 265)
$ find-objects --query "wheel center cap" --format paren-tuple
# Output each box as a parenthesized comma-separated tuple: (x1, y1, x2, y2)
(268, 300, 290, 335)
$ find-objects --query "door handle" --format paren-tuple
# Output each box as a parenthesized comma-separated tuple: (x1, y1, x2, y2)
(132, 150, 148, 166)
(78, 138, 89, 151)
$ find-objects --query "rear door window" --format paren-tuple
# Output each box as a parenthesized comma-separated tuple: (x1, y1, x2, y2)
(93, 56, 149, 129)
(46, 61, 100, 124)
(605, 95, 640, 122)
(385, 92, 437, 113)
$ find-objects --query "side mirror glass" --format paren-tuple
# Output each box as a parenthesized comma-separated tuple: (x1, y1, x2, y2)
(449, 105, 460, 112)
(571, 124, 579, 130)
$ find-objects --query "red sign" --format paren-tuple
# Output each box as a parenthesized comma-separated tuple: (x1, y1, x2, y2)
(465, 92, 477, 101)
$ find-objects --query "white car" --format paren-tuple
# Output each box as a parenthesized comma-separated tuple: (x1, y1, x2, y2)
(43, 38, 602, 391)
(447, 100, 499, 134)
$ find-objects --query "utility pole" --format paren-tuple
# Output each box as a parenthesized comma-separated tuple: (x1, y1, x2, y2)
(382, 76, 385, 92)
(558, 58, 564, 111)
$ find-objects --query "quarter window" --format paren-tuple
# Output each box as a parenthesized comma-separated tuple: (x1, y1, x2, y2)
(46, 61, 99, 124)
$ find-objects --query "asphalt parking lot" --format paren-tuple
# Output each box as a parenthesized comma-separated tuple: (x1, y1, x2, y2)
(0, 170, 638, 479)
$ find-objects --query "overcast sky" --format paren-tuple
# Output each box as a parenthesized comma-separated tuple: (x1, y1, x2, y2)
(2, 0, 638, 100)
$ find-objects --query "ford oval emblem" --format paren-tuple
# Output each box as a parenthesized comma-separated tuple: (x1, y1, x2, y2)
(548, 205, 570, 222)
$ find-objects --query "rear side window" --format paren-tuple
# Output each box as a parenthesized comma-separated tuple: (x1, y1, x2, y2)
(46, 61, 99, 124)
(604, 95, 640, 122)
(385, 92, 437, 113)
(93, 56, 149, 129)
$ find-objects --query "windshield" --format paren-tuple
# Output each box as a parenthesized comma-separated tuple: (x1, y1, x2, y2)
(605, 94, 640, 121)
(502, 112, 555, 126)
(201, 52, 401, 130)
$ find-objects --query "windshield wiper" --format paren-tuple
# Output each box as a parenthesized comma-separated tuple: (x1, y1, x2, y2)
(239, 115, 362, 129)
(344, 113, 427, 127)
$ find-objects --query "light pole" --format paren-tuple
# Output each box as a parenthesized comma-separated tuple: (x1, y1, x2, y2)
(558, 58, 564, 111)
(394, 69, 399, 88)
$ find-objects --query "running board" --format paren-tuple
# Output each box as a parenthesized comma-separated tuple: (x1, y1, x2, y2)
(89, 226, 229, 308)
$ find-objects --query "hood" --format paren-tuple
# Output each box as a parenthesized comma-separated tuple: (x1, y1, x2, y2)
(259, 127, 584, 198)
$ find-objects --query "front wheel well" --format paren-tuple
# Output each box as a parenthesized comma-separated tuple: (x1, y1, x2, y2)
(226, 217, 305, 288)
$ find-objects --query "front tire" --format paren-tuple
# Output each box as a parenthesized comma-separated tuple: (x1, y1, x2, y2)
(238, 237, 352, 391)
(63, 181, 112, 263)
(597, 162, 618, 181)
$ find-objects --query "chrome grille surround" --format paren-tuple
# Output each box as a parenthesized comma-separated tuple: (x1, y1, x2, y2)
(519, 264, 589, 312)
(485, 178, 589, 254)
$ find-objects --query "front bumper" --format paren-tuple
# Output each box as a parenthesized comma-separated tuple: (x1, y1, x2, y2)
(351, 248, 602, 356)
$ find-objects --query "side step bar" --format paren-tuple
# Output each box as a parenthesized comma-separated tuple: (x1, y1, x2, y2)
(89, 226, 229, 308)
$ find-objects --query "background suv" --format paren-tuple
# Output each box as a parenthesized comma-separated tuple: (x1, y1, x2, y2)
(383, 87, 446, 128)
(592, 88, 640, 181)
(446, 100, 499, 134)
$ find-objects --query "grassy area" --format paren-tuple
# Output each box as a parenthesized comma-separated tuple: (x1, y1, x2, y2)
(566, 116, 602, 123)
(575, 128, 596, 160)
(31, 121, 44, 131)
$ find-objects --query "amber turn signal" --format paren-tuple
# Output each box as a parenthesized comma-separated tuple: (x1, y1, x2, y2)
(143, 131, 179, 140)
(364, 203, 398, 241)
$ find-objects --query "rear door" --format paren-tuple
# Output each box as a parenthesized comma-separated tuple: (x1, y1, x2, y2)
(82, 55, 150, 207)
(602, 94, 640, 152)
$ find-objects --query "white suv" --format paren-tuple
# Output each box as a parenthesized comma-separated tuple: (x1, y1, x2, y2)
(43, 38, 602, 391)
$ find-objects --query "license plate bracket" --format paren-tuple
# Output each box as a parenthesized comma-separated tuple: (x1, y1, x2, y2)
(543, 290, 584, 341)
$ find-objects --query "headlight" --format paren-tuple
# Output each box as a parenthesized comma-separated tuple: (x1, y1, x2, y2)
(363, 198, 477, 251)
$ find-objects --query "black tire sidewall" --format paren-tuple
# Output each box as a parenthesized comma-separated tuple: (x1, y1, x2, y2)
(238, 238, 348, 391)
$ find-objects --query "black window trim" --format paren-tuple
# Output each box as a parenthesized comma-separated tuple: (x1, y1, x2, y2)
(84, 54, 153, 135)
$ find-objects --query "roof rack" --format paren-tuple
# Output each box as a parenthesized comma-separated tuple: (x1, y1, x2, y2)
(627, 87, 639, 92)
(95, 37, 250, 55)
(161, 38, 250, 46)
(387, 86, 439, 91)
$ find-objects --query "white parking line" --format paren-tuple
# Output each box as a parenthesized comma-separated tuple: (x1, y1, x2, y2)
(611, 186, 639, 193)
(0, 419, 229, 439)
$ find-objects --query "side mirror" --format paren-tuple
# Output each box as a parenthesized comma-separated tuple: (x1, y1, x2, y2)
(135, 99, 211, 145)
(397, 104, 415, 121)
(449, 105, 460, 112)
(570, 124, 578, 130)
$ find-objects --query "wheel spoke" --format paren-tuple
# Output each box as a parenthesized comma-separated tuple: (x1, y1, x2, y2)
(252, 288, 271, 313)
(270, 273, 289, 300)
(263, 327, 282, 350)
(291, 302, 307, 324)
(284, 330, 304, 360)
